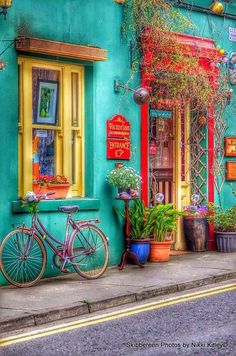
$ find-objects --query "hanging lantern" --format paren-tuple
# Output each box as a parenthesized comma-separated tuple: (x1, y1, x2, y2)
(210, 1, 224, 15)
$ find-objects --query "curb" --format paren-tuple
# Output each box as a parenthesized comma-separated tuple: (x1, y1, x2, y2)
(1, 272, 236, 334)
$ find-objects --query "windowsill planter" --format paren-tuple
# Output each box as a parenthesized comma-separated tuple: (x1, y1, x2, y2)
(33, 183, 71, 199)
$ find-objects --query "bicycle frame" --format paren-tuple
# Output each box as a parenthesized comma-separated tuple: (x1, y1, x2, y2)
(19, 211, 101, 262)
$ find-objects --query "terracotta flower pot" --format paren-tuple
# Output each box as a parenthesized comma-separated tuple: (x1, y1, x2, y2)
(33, 183, 71, 199)
(149, 240, 173, 262)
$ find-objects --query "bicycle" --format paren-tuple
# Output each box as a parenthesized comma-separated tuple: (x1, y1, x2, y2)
(0, 192, 109, 288)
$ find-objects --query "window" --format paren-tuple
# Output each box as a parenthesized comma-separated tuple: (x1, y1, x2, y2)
(18, 57, 84, 198)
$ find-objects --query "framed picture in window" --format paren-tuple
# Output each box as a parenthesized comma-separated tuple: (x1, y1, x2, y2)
(36, 80, 59, 125)
(224, 137, 236, 157)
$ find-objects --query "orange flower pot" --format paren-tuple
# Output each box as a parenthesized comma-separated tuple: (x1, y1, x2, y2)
(33, 183, 71, 199)
(149, 240, 173, 262)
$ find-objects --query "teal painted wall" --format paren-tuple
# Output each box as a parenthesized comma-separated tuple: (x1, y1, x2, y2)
(0, 1, 140, 285)
(0, 2, 236, 285)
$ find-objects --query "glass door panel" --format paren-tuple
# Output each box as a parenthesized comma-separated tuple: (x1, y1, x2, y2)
(149, 110, 174, 206)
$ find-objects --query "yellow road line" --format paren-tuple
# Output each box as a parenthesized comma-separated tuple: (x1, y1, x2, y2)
(0, 283, 235, 347)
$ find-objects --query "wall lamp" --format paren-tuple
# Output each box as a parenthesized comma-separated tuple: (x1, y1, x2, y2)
(0, 0, 13, 20)
(114, 80, 150, 105)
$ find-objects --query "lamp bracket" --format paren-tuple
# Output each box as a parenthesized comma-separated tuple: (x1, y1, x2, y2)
(114, 80, 134, 93)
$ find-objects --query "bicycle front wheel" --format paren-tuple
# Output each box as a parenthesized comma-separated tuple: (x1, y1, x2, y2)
(0, 229, 47, 288)
(69, 224, 109, 279)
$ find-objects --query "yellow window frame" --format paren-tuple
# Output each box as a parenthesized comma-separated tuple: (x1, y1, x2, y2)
(18, 57, 84, 198)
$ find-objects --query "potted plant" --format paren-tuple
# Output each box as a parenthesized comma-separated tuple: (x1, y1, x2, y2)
(129, 199, 151, 264)
(182, 204, 209, 252)
(33, 175, 71, 199)
(208, 205, 236, 252)
(147, 203, 184, 262)
(107, 163, 141, 198)
(114, 199, 151, 264)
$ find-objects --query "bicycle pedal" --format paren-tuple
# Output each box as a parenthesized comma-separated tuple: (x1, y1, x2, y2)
(60, 268, 70, 273)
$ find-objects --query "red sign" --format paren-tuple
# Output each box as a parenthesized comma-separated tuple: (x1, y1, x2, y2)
(107, 139, 130, 160)
(106, 115, 130, 138)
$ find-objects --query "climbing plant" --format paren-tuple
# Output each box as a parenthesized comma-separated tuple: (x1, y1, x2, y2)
(121, 0, 234, 204)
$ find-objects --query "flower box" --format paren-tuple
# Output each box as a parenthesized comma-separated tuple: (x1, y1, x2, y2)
(33, 183, 71, 199)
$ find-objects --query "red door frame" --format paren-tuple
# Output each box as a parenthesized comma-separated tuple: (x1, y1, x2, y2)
(140, 32, 220, 250)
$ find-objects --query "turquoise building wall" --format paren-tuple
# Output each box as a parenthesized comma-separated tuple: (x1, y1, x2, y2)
(0, 0, 140, 285)
(0, 1, 235, 285)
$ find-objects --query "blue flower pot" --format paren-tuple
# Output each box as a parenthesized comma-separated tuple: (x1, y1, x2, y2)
(130, 240, 150, 264)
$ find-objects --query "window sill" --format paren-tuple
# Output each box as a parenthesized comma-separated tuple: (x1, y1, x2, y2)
(12, 198, 100, 214)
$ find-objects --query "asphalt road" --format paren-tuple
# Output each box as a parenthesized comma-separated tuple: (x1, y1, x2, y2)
(1, 284, 235, 356)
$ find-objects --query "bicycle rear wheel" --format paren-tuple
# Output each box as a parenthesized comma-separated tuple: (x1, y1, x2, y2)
(69, 224, 109, 279)
(0, 229, 47, 287)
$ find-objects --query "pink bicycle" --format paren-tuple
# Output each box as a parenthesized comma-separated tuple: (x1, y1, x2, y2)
(0, 193, 109, 288)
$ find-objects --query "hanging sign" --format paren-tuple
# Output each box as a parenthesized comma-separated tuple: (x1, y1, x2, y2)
(229, 27, 236, 42)
(106, 139, 130, 160)
(150, 109, 172, 119)
(106, 115, 131, 160)
(106, 115, 130, 138)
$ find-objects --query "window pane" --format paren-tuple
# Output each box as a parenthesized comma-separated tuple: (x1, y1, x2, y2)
(33, 129, 55, 178)
(71, 72, 79, 127)
(72, 131, 76, 184)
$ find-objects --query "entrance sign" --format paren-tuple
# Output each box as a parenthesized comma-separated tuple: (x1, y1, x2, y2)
(106, 115, 131, 160)
(107, 139, 130, 160)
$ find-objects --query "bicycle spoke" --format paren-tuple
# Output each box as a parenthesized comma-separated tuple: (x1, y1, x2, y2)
(0, 229, 46, 287)
(70, 224, 109, 279)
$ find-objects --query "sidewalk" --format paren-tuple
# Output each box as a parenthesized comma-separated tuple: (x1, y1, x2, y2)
(1, 251, 236, 333)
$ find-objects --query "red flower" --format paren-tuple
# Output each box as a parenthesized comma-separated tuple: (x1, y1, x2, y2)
(34, 175, 70, 185)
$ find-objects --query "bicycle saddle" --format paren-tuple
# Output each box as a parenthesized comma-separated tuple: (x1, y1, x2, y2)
(58, 206, 79, 213)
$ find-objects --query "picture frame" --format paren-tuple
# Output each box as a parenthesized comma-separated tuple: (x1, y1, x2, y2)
(226, 161, 236, 181)
(224, 137, 236, 157)
(35, 80, 59, 125)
